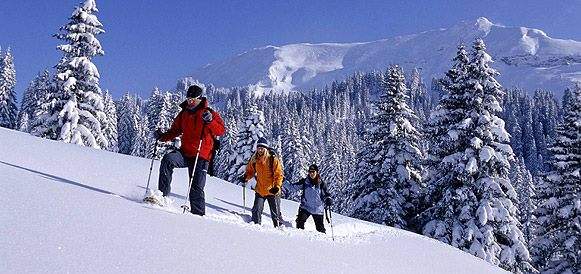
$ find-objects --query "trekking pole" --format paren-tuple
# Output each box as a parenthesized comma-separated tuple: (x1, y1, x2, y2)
(144, 141, 159, 197)
(182, 128, 205, 214)
(243, 182, 246, 212)
(325, 207, 335, 241)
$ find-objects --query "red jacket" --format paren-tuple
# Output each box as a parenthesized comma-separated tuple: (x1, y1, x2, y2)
(159, 98, 225, 160)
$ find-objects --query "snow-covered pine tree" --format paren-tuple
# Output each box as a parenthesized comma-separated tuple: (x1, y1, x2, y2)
(320, 124, 343, 209)
(102, 90, 118, 152)
(117, 93, 143, 155)
(147, 88, 173, 133)
(214, 101, 240, 179)
(0, 48, 18, 129)
(419, 41, 534, 273)
(342, 65, 423, 229)
(509, 156, 536, 244)
(561, 87, 574, 117)
(36, 0, 108, 148)
(225, 104, 266, 184)
(18, 70, 50, 132)
(407, 67, 430, 123)
(146, 88, 175, 158)
(531, 84, 580, 273)
(281, 116, 309, 200)
(502, 90, 523, 158)
(339, 116, 359, 184)
(131, 108, 150, 158)
(533, 90, 560, 172)
(521, 99, 541, 173)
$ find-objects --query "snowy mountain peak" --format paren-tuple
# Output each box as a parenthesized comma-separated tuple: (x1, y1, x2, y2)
(189, 18, 581, 95)
(475, 17, 493, 34)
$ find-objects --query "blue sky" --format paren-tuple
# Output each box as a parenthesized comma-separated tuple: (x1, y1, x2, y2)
(1, 0, 580, 100)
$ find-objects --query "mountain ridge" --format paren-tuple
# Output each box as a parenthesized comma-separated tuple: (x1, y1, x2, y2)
(189, 17, 581, 95)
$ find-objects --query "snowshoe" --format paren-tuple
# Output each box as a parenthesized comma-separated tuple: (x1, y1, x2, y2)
(143, 195, 162, 205)
(143, 189, 173, 207)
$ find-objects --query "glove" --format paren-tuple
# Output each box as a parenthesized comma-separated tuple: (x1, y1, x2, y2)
(325, 197, 333, 207)
(238, 175, 246, 187)
(269, 186, 279, 195)
(153, 129, 163, 140)
(202, 110, 213, 124)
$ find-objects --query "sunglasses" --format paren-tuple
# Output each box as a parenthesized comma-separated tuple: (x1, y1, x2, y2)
(308, 170, 317, 173)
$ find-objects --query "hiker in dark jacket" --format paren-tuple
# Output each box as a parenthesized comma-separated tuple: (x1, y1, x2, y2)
(293, 164, 332, 233)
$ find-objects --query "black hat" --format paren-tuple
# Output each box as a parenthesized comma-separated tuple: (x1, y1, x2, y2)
(256, 137, 269, 149)
(187, 85, 203, 99)
(308, 164, 318, 172)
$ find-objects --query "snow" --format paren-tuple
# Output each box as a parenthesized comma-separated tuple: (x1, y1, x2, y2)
(466, 157, 478, 174)
(479, 146, 495, 163)
(0, 128, 507, 273)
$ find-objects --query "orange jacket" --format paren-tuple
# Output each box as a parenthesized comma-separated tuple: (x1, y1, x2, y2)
(243, 151, 284, 197)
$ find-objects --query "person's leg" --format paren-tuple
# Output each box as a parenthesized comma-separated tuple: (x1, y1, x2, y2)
(275, 193, 284, 224)
(157, 150, 188, 196)
(266, 195, 279, 227)
(251, 193, 266, 224)
(313, 214, 326, 233)
(188, 158, 209, 216)
(295, 208, 311, 230)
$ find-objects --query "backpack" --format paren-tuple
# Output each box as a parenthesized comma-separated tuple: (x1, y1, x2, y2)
(207, 137, 220, 177)
(252, 148, 279, 176)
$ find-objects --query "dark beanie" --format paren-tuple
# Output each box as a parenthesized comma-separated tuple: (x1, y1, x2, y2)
(308, 164, 319, 172)
(256, 137, 269, 149)
(187, 85, 203, 98)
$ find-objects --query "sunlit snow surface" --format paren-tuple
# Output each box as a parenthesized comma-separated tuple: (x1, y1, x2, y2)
(0, 128, 506, 273)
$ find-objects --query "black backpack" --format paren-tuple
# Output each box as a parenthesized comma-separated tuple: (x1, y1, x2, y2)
(207, 138, 220, 176)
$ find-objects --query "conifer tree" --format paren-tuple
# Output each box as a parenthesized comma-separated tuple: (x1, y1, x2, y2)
(420, 41, 534, 272)
(532, 85, 580, 273)
(281, 116, 309, 200)
(509, 156, 536, 243)
(18, 70, 50, 132)
(215, 104, 240, 179)
(102, 90, 118, 152)
(225, 104, 266, 183)
(342, 65, 423, 228)
(0, 48, 18, 129)
(35, 0, 108, 148)
(117, 93, 143, 155)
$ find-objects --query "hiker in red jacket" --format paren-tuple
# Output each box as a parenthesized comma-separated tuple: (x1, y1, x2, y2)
(145, 85, 225, 216)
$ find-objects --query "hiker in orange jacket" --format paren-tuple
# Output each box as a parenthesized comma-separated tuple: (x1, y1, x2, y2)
(240, 137, 284, 227)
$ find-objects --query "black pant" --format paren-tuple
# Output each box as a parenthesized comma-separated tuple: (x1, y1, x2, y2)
(296, 208, 325, 233)
(251, 193, 279, 227)
(158, 150, 209, 216)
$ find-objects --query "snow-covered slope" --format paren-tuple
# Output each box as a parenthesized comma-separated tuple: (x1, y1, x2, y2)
(190, 17, 581, 95)
(0, 127, 506, 273)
